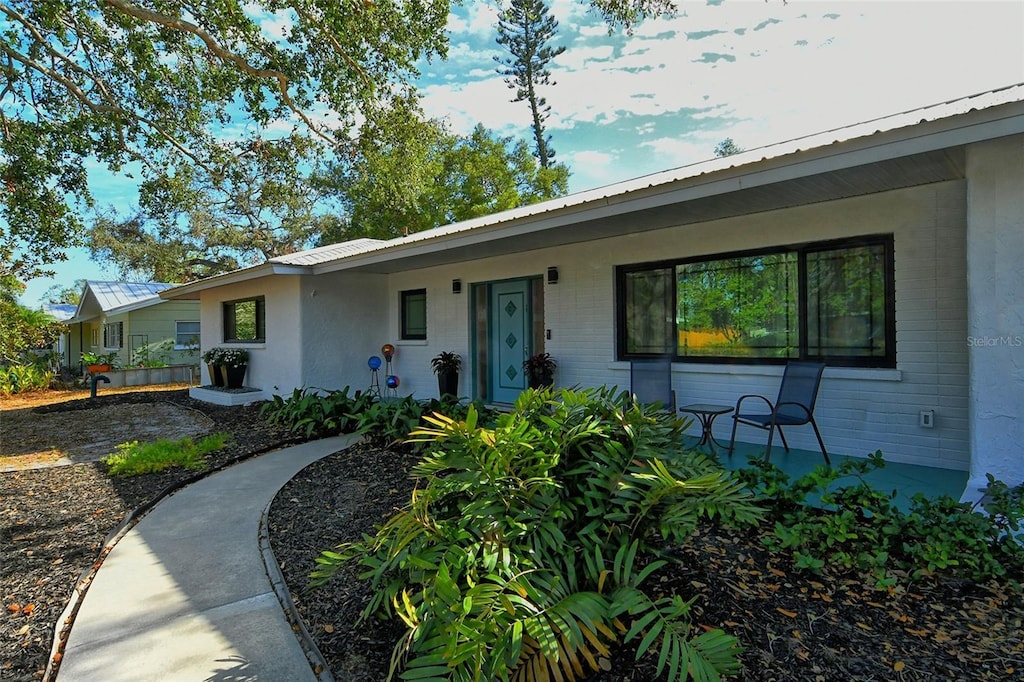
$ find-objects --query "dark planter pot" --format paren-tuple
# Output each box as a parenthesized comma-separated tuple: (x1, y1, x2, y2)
(528, 372, 553, 389)
(437, 370, 459, 398)
(221, 364, 247, 389)
(208, 364, 225, 387)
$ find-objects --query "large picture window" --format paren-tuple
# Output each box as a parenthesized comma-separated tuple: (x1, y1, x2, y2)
(223, 297, 265, 343)
(617, 235, 894, 367)
(401, 289, 427, 340)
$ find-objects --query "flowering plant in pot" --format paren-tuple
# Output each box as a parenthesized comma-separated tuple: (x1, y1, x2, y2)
(201, 347, 226, 387)
(523, 352, 556, 389)
(431, 351, 461, 398)
(217, 347, 250, 388)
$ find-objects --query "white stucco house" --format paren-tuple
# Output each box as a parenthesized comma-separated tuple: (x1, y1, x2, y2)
(163, 84, 1024, 499)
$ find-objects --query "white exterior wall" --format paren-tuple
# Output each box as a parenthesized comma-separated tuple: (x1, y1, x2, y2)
(198, 275, 303, 393)
(965, 135, 1024, 493)
(372, 181, 970, 470)
(298, 272, 389, 392)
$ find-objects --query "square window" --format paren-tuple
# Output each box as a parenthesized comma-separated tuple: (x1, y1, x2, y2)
(223, 297, 265, 342)
(175, 321, 201, 349)
(401, 289, 427, 340)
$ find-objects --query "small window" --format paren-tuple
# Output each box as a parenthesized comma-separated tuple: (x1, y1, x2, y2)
(175, 321, 201, 349)
(223, 297, 265, 343)
(401, 289, 427, 340)
(103, 321, 124, 349)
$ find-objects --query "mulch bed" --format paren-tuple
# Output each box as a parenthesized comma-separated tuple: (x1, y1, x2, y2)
(269, 443, 1024, 682)
(4, 390, 1023, 681)
(1, 389, 298, 681)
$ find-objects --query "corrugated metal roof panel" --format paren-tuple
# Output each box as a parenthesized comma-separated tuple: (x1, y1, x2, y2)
(268, 239, 386, 266)
(41, 303, 77, 321)
(87, 281, 176, 312)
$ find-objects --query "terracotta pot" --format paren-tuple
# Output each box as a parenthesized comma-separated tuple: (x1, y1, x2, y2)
(86, 364, 112, 374)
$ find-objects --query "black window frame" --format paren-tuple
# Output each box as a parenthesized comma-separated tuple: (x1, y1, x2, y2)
(400, 288, 427, 340)
(616, 235, 896, 368)
(222, 296, 265, 343)
(102, 321, 124, 349)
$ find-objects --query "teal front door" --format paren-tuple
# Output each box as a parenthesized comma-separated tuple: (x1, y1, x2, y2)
(490, 279, 531, 404)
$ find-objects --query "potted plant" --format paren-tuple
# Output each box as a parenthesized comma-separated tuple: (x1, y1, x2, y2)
(431, 351, 461, 399)
(523, 352, 556, 389)
(201, 347, 226, 387)
(82, 351, 117, 374)
(218, 347, 250, 389)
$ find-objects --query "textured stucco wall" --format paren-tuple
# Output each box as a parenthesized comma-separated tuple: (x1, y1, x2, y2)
(369, 181, 971, 470)
(198, 275, 302, 393)
(964, 134, 1024, 496)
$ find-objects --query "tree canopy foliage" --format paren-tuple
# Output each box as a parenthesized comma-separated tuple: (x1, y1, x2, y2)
(1, 0, 674, 283)
(337, 98, 570, 240)
(1, 0, 449, 280)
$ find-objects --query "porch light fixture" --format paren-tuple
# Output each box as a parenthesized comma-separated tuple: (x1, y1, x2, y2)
(547, 267, 559, 284)
(452, 279, 462, 294)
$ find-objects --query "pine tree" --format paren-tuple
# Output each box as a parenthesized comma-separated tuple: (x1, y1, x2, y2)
(495, 0, 566, 168)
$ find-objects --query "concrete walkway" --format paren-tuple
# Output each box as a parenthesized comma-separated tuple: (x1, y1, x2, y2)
(57, 436, 354, 681)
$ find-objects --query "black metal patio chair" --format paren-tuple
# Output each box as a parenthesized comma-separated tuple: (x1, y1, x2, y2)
(727, 361, 830, 464)
(630, 356, 676, 411)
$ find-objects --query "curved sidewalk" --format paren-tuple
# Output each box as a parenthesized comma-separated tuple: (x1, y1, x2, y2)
(57, 436, 354, 681)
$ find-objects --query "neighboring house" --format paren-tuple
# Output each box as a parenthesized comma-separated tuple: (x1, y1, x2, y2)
(163, 84, 1024, 499)
(68, 281, 201, 371)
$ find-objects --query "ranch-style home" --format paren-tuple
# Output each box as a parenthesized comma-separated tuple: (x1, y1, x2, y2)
(163, 84, 1024, 500)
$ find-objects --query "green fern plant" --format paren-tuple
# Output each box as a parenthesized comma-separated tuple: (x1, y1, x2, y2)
(312, 387, 762, 681)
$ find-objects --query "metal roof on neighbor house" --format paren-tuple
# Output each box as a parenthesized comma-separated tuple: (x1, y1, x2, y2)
(71, 281, 177, 322)
(41, 303, 77, 321)
(161, 82, 1024, 298)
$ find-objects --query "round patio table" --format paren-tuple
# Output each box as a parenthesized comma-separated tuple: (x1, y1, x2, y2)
(678, 403, 734, 454)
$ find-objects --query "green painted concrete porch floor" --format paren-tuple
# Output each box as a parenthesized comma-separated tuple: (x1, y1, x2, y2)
(690, 438, 969, 511)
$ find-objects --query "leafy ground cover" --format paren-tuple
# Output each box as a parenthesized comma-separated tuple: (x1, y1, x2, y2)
(2, 387, 1022, 681)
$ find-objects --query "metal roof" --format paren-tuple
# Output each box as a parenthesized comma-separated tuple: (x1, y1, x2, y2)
(162, 82, 1024, 297)
(41, 303, 77, 322)
(268, 239, 386, 266)
(71, 281, 177, 322)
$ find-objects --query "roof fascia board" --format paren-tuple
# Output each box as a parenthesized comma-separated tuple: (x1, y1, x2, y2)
(160, 263, 308, 299)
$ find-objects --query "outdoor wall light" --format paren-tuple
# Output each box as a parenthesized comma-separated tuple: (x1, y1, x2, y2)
(547, 267, 559, 284)
(452, 278, 462, 294)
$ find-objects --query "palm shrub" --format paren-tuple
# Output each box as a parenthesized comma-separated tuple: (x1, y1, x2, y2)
(312, 386, 762, 681)
(260, 386, 372, 438)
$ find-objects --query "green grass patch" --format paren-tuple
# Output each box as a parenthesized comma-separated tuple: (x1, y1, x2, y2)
(104, 433, 231, 476)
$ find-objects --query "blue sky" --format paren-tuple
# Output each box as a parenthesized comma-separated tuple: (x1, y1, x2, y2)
(21, 0, 1024, 307)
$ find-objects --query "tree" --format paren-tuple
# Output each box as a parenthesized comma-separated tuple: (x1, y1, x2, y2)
(1, 0, 450, 280)
(43, 280, 85, 305)
(495, 0, 566, 168)
(0, 274, 64, 364)
(88, 133, 346, 281)
(2, 0, 671, 280)
(335, 100, 570, 240)
(714, 137, 745, 157)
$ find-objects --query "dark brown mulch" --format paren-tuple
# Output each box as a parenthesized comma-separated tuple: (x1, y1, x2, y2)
(268, 444, 1024, 682)
(4, 389, 1024, 682)
(1, 389, 298, 681)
